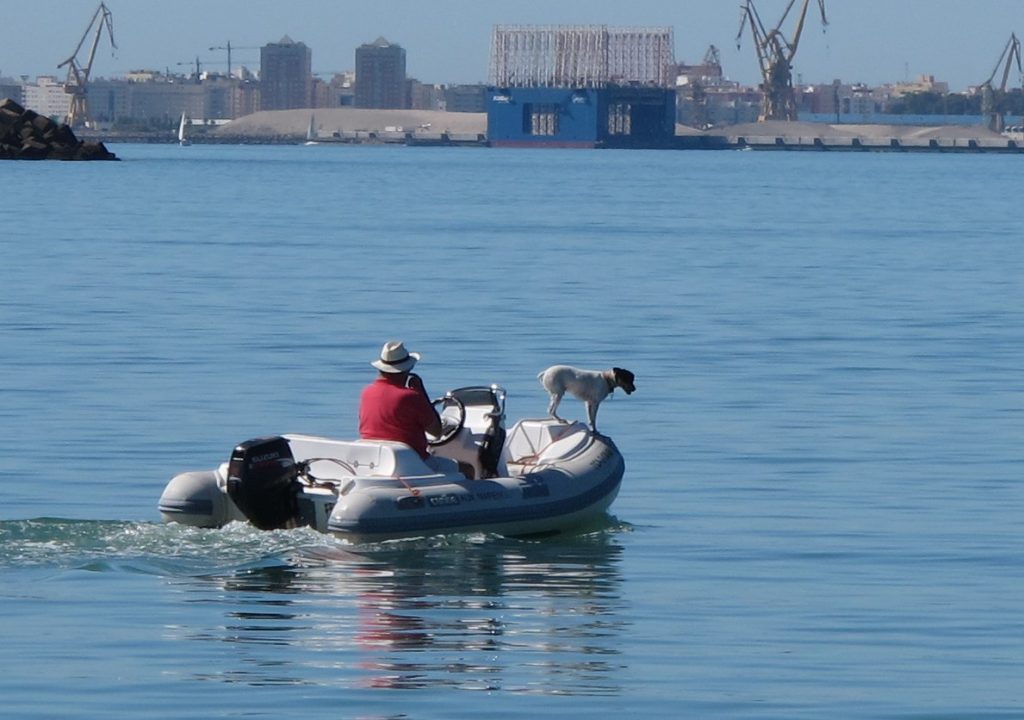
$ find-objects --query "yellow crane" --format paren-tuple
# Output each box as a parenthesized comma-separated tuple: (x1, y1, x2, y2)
(980, 33, 1022, 132)
(736, 0, 827, 121)
(57, 2, 116, 128)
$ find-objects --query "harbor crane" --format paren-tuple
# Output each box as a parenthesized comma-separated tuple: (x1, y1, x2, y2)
(736, 0, 827, 121)
(980, 32, 1022, 132)
(704, 44, 723, 70)
(57, 2, 116, 128)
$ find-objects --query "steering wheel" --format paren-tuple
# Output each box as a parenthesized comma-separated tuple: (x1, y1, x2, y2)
(428, 394, 466, 446)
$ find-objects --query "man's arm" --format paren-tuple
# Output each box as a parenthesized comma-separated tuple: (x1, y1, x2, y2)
(407, 373, 443, 437)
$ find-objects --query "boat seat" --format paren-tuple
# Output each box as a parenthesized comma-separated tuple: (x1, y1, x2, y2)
(284, 434, 436, 479)
(501, 419, 586, 467)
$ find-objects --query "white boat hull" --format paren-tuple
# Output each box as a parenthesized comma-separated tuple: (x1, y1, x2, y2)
(321, 426, 622, 540)
(159, 386, 625, 541)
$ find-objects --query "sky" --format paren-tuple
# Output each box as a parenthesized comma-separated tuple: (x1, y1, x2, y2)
(3, 0, 1023, 92)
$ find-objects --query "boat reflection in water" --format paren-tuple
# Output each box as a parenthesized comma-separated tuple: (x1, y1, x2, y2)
(173, 526, 629, 695)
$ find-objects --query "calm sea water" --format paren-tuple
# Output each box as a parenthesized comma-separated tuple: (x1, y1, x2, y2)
(1, 143, 1022, 719)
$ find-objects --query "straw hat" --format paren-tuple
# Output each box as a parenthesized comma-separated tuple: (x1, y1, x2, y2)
(371, 340, 420, 373)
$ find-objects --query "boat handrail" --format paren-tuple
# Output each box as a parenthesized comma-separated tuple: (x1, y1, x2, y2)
(300, 456, 358, 485)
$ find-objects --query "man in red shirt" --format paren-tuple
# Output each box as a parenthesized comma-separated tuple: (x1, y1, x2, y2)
(359, 341, 441, 459)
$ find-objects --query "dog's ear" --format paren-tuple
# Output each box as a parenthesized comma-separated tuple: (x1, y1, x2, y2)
(613, 367, 636, 393)
(613, 367, 634, 382)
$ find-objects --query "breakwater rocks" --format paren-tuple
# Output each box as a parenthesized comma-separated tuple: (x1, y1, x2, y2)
(1, 98, 117, 161)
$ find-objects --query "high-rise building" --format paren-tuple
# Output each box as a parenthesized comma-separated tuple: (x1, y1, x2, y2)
(355, 38, 407, 109)
(260, 36, 312, 110)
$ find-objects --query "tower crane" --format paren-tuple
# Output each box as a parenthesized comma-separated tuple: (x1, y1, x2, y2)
(57, 2, 116, 128)
(208, 42, 261, 78)
(736, 0, 827, 122)
(980, 32, 1022, 132)
(176, 57, 204, 80)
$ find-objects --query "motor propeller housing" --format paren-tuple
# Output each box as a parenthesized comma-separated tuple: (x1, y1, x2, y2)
(225, 436, 302, 530)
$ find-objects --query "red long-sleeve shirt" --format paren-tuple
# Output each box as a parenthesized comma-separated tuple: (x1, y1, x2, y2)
(358, 377, 437, 459)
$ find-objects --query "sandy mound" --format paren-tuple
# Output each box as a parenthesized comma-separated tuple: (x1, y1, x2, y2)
(216, 108, 486, 138)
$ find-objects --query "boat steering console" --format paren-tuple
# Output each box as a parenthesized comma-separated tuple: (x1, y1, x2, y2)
(429, 393, 466, 446)
(428, 385, 508, 479)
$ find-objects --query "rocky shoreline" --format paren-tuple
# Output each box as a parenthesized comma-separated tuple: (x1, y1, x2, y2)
(1, 98, 117, 161)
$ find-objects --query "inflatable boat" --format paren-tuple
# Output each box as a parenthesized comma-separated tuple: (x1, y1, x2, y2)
(158, 385, 625, 542)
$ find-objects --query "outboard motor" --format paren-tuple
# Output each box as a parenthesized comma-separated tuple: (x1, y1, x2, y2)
(225, 436, 302, 530)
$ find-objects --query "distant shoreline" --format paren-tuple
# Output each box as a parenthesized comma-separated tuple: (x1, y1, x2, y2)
(78, 108, 1023, 153)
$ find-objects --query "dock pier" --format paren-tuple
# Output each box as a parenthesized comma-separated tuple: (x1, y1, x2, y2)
(676, 120, 1024, 154)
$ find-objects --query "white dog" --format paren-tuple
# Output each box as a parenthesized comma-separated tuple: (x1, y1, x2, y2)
(538, 365, 636, 430)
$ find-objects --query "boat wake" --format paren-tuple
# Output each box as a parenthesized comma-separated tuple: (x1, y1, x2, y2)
(0, 515, 630, 576)
(0, 518, 338, 574)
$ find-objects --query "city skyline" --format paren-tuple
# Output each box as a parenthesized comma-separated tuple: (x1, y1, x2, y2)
(4, 0, 1024, 93)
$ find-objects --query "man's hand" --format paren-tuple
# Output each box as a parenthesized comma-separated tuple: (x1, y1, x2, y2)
(406, 372, 428, 397)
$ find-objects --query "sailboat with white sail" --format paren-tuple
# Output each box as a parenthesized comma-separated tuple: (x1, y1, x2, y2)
(177, 113, 190, 146)
(304, 114, 319, 145)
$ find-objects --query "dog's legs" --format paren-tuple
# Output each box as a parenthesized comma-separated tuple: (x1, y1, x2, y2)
(547, 393, 566, 422)
(586, 401, 599, 431)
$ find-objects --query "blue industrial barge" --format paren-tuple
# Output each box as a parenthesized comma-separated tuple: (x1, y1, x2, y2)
(487, 25, 678, 149)
(486, 86, 676, 149)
